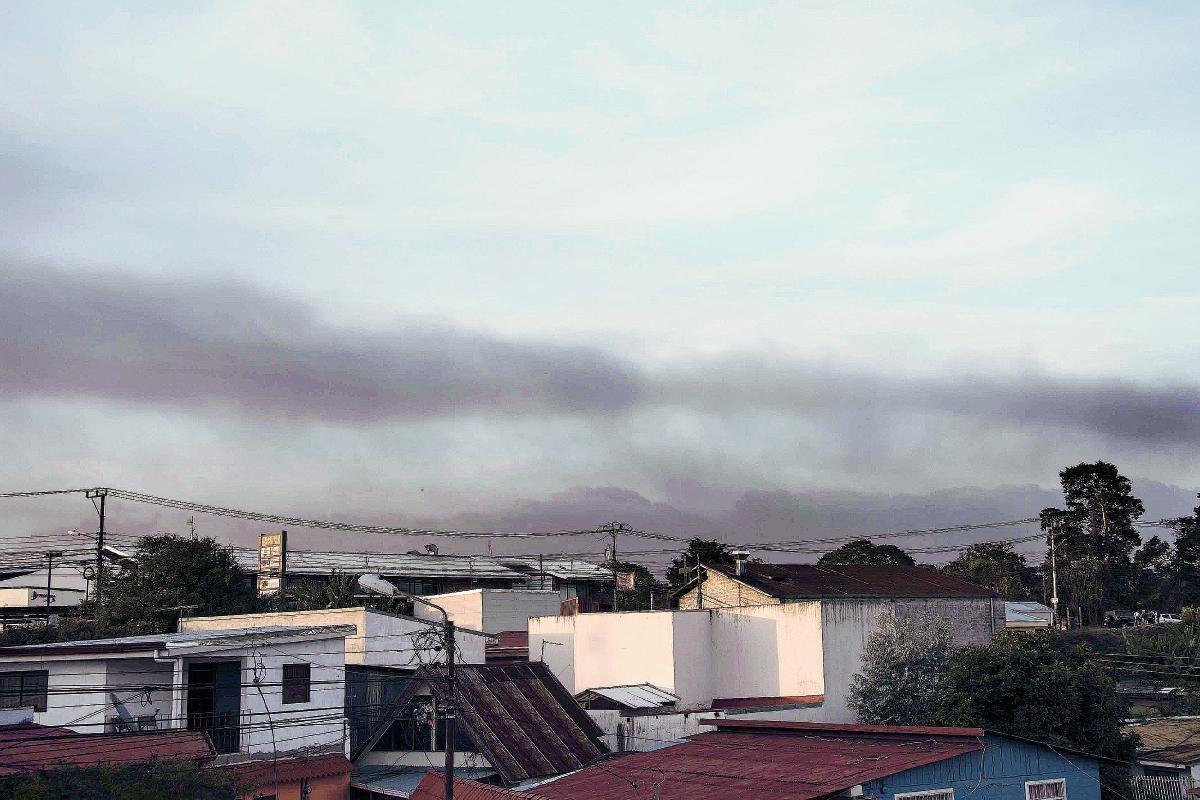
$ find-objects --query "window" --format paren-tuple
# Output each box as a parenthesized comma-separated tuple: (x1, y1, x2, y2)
(282, 664, 310, 704)
(894, 790, 955, 800)
(1026, 780, 1067, 800)
(0, 670, 48, 713)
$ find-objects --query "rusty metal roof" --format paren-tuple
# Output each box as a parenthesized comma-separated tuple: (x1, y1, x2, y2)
(227, 753, 353, 792)
(529, 720, 985, 800)
(495, 557, 610, 582)
(0, 725, 215, 774)
(1128, 717, 1200, 765)
(411, 773, 556, 800)
(704, 563, 996, 599)
(455, 662, 609, 784)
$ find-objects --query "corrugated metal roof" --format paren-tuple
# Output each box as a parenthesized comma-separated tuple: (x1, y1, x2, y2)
(1129, 718, 1200, 765)
(1006, 602, 1053, 624)
(233, 549, 523, 581)
(454, 662, 609, 784)
(704, 563, 997, 599)
(710, 695, 823, 710)
(0, 624, 356, 657)
(495, 557, 610, 581)
(530, 721, 985, 800)
(411, 773, 556, 800)
(0, 724, 215, 774)
(577, 684, 679, 709)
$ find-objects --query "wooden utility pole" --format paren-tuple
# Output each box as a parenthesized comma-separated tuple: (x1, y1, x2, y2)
(86, 489, 107, 605)
(45, 551, 63, 615)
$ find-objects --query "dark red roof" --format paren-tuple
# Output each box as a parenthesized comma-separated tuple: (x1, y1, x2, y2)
(530, 721, 985, 800)
(707, 563, 997, 599)
(0, 724, 215, 775)
(411, 773, 555, 800)
(710, 695, 823, 710)
(455, 662, 608, 783)
(222, 753, 352, 790)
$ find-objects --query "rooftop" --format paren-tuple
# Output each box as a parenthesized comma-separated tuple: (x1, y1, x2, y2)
(697, 563, 997, 599)
(576, 684, 680, 710)
(0, 724, 215, 774)
(495, 557, 611, 581)
(0, 624, 356, 658)
(1127, 717, 1200, 765)
(455, 661, 609, 783)
(233, 548, 524, 581)
(529, 720, 986, 800)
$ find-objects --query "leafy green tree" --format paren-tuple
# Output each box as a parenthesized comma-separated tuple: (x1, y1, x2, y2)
(91, 534, 262, 634)
(666, 538, 734, 589)
(937, 630, 1137, 800)
(289, 569, 360, 610)
(847, 613, 952, 725)
(603, 560, 667, 611)
(1173, 494, 1200, 604)
(0, 761, 245, 799)
(1041, 462, 1146, 623)
(940, 542, 1037, 599)
(818, 538, 915, 566)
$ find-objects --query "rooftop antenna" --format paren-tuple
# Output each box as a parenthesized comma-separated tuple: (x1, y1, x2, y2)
(188, 516, 196, 538)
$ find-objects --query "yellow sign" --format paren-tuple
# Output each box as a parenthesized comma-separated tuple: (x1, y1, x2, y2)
(257, 531, 287, 596)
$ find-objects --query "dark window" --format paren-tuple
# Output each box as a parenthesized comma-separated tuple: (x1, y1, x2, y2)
(0, 670, 48, 712)
(282, 664, 310, 704)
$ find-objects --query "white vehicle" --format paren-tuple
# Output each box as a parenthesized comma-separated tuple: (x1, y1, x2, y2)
(1157, 613, 1183, 624)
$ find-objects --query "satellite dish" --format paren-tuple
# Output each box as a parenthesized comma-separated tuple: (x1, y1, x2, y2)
(357, 574, 400, 596)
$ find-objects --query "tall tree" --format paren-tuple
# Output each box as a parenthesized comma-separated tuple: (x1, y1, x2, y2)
(818, 538, 915, 566)
(92, 534, 262, 634)
(847, 613, 952, 725)
(936, 630, 1138, 800)
(666, 538, 734, 589)
(1173, 494, 1200, 604)
(940, 542, 1036, 599)
(1041, 461, 1145, 623)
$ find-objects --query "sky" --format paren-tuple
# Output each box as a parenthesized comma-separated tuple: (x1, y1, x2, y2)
(2, 1, 1199, 564)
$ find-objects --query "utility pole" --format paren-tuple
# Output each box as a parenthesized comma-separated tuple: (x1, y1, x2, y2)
(599, 522, 629, 612)
(45, 551, 63, 616)
(443, 619, 456, 800)
(86, 488, 107, 605)
(1049, 519, 1059, 628)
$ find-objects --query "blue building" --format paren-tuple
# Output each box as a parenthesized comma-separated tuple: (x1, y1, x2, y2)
(514, 719, 1105, 800)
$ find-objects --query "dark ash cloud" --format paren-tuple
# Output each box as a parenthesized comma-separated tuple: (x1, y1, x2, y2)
(0, 260, 642, 419)
(2, 259, 1197, 454)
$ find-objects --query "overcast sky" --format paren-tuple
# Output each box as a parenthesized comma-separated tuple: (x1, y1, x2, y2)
(2, 2, 1199, 558)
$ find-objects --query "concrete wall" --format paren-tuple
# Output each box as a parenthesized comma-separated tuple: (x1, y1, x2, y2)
(415, 589, 561, 634)
(529, 604, 824, 708)
(235, 640, 346, 756)
(816, 598, 889, 723)
(181, 607, 485, 667)
(105, 659, 174, 728)
(895, 597, 1001, 647)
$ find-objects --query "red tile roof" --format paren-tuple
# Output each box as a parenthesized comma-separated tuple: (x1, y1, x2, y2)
(529, 721, 985, 800)
(706, 563, 997, 599)
(411, 773, 555, 800)
(0, 724, 215, 775)
(222, 752, 352, 791)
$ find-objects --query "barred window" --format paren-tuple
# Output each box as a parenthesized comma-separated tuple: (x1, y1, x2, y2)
(1026, 780, 1067, 800)
(0, 670, 49, 713)
(895, 790, 955, 800)
(281, 664, 310, 704)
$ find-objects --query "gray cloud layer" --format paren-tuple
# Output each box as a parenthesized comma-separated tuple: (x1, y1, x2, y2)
(3, 260, 1198, 452)
(0, 260, 641, 418)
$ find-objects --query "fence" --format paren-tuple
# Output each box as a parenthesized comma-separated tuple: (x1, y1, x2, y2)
(1131, 774, 1193, 800)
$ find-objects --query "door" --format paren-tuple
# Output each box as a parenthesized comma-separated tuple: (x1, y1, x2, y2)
(187, 661, 241, 753)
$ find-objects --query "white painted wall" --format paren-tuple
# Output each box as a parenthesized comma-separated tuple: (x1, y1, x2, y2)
(416, 589, 561, 634)
(236, 640, 346, 756)
(181, 607, 485, 667)
(105, 659, 174, 728)
(814, 599, 890, 723)
(529, 604, 824, 708)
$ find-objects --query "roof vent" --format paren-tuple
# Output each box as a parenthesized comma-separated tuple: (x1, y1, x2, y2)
(425, 543, 439, 556)
(732, 549, 749, 578)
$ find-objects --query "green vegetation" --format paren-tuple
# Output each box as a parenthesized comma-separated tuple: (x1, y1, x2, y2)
(0, 762, 244, 800)
(846, 613, 952, 725)
(817, 538, 916, 566)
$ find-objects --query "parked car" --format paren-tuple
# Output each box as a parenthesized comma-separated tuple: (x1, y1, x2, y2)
(1157, 613, 1183, 624)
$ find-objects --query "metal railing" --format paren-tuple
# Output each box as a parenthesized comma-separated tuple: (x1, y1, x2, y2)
(1131, 774, 1194, 800)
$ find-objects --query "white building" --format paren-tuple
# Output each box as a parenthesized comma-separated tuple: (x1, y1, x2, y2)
(0, 625, 353, 759)
(530, 562, 1002, 743)
(411, 588, 561, 635)
(180, 606, 488, 666)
